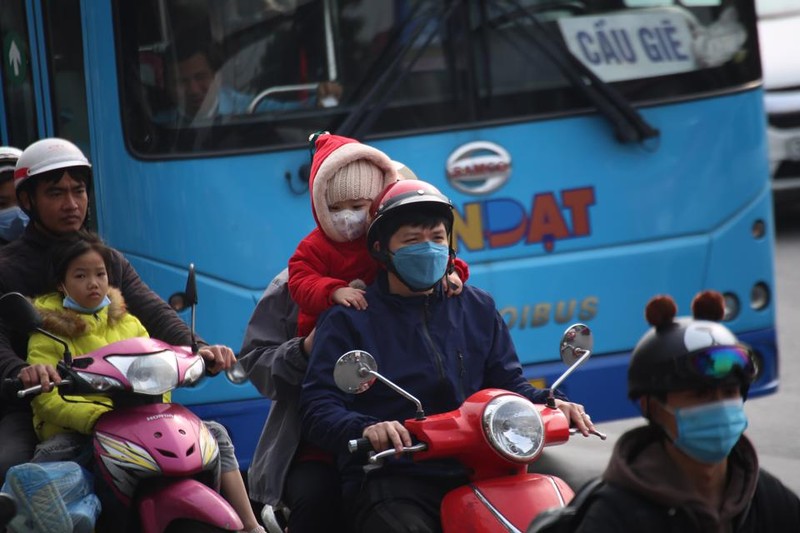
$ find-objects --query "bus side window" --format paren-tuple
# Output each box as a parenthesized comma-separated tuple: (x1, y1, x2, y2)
(42, 0, 90, 154)
(0, 0, 38, 147)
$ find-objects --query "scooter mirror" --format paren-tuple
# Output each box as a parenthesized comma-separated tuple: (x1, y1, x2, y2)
(560, 323, 593, 366)
(0, 292, 43, 332)
(334, 350, 377, 394)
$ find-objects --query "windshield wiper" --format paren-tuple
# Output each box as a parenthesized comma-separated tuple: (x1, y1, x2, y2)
(493, 0, 659, 143)
(337, 0, 463, 139)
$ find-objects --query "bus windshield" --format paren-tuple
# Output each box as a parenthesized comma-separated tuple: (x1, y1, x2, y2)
(116, 0, 759, 156)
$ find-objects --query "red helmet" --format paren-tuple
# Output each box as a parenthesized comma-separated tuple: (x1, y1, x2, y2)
(367, 179, 454, 249)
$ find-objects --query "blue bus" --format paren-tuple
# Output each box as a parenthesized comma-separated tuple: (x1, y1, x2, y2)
(0, 0, 777, 470)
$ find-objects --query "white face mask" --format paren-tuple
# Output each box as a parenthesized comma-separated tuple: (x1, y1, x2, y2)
(330, 209, 368, 241)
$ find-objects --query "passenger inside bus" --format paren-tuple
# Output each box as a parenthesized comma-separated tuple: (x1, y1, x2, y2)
(156, 26, 342, 127)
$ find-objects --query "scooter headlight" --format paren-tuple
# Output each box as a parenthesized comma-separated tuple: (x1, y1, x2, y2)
(74, 372, 124, 392)
(482, 395, 545, 462)
(107, 350, 179, 395)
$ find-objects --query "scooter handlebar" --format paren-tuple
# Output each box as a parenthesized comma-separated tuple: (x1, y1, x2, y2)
(569, 427, 608, 440)
(12, 379, 73, 399)
(348, 438, 373, 453)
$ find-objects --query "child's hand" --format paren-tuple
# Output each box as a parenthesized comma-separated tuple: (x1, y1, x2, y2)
(444, 271, 463, 297)
(333, 287, 368, 310)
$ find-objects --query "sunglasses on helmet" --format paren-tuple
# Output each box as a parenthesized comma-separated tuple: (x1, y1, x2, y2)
(687, 345, 755, 380)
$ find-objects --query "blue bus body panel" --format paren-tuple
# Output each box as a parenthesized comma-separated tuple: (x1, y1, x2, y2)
(79, 1, 776, 461)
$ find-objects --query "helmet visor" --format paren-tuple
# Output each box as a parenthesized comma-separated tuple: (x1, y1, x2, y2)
(687, 346, 755, 381)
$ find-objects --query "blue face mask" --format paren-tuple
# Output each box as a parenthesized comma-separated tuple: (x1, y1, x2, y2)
(390, 241, 450, 292)
(665, 398, 748, 464)
(63, 294, 111, 314)
(0, 206, 29, 242)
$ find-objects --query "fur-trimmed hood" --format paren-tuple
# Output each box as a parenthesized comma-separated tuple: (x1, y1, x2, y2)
(308, 134, 398, 243)
(34, 287, 128, 338)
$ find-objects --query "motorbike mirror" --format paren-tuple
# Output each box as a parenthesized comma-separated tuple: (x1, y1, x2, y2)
(334, 350, 377, 394)
(0, 292, 43, 332)
(560, 323, 593, 366)
(334, 350, 427, 419)
(0, 292, 73, 365)
(184, 264, 198, 354)
(546, 323, 593, 409)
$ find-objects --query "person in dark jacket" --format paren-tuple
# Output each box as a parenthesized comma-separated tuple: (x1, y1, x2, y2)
(0, 137, 236, 486)
(239, 268, 345, 533)
(300, 179, 594, 533)
(573, 291, 800, 533)
(0, 146, 27, 247)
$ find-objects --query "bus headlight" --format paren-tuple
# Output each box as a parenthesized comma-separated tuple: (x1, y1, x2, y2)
(482, 395, 545, 462)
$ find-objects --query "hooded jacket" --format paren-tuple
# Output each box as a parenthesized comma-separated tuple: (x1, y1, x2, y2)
(0, 225, 197, 412)
(300, 272, 565, 494)
(288, 134, 399, 337)
(575, 425, 800, 533)
(27, 288, 149, 441)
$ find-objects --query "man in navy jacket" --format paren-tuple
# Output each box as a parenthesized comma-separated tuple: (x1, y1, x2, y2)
(300, 180, 594, 533)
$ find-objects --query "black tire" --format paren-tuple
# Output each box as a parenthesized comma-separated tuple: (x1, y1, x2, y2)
(164, 518, 230, 533)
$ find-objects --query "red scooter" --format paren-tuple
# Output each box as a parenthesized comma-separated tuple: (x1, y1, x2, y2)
(333, 323, 605, 533)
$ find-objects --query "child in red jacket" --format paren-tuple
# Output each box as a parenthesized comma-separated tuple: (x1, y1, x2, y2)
(288, 133, 468, 337)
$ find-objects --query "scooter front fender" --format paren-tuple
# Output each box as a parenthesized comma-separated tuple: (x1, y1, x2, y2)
(138, 478, 243, 533)
(441, 474, 574, 533)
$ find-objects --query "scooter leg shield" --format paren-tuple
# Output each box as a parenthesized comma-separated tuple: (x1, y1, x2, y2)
(137, 478, 243, 533)
(441, 475, 575, 533)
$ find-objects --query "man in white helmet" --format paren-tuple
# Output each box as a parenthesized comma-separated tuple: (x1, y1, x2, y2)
(0, 137, 236, 485)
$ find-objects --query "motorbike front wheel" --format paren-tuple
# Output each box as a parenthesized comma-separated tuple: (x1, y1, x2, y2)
(164, 518, 231, 533)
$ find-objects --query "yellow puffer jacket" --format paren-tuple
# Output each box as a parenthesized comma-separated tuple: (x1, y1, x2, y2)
(28, 288, 149, 441)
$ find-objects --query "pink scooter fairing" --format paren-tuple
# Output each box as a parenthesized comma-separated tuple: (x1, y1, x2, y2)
(72, 337, 243, 532)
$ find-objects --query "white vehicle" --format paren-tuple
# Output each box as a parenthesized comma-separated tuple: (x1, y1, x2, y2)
(758, 0, 800, 202)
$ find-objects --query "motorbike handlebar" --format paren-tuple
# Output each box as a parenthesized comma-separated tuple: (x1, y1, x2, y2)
(570, 427, 608, 440)
(348, 437, 373, 453)
(14, 379, 73, 399)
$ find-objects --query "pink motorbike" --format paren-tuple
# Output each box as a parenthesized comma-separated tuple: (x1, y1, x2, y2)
(0, 268, 243, 533)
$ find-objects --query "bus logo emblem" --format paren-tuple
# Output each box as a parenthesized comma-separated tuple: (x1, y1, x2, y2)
(446, 141, 511, 195)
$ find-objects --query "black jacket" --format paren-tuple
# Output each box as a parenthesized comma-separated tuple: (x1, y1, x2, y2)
(0, 225, 195, 410)
(575, 426, 800, 532)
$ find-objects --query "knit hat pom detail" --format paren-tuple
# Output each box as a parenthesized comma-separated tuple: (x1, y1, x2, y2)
(691, 290, 725, 321)
(645, 295, 677, 329)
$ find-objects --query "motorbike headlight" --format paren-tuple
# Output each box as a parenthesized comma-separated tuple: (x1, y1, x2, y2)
(74, 372, 124, 392)
(198, 422, 220, 467)
(482, 395, 545, 462)
(183, 358, 205, 386)
(107, 350, 179, 395)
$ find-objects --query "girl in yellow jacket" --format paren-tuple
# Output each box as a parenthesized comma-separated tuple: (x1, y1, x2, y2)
(26, 233, 265, 533)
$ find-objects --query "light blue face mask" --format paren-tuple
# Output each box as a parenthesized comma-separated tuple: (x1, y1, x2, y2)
(0, 206, 29, 242)
(665, 398, 748, 464)
(390, 241, 450, 291)
(63, 294, 111, 315)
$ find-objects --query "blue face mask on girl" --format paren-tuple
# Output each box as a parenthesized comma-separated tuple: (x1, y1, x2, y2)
(63, 294, 111, 314)
(390, 241, 450, 291)
(664, 398, 748, 464)
(0, 206, 29, 242)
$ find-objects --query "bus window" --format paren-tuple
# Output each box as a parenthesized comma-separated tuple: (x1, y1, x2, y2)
(116, 0, 760, 157)
(0, 0, 38, 147)
(116, 0, 334, 155)
(42, 0, 91, 154)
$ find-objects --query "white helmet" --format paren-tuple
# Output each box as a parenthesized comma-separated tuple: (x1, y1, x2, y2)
(0, 146, 22, 176)
(14, 138, 91, 190)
